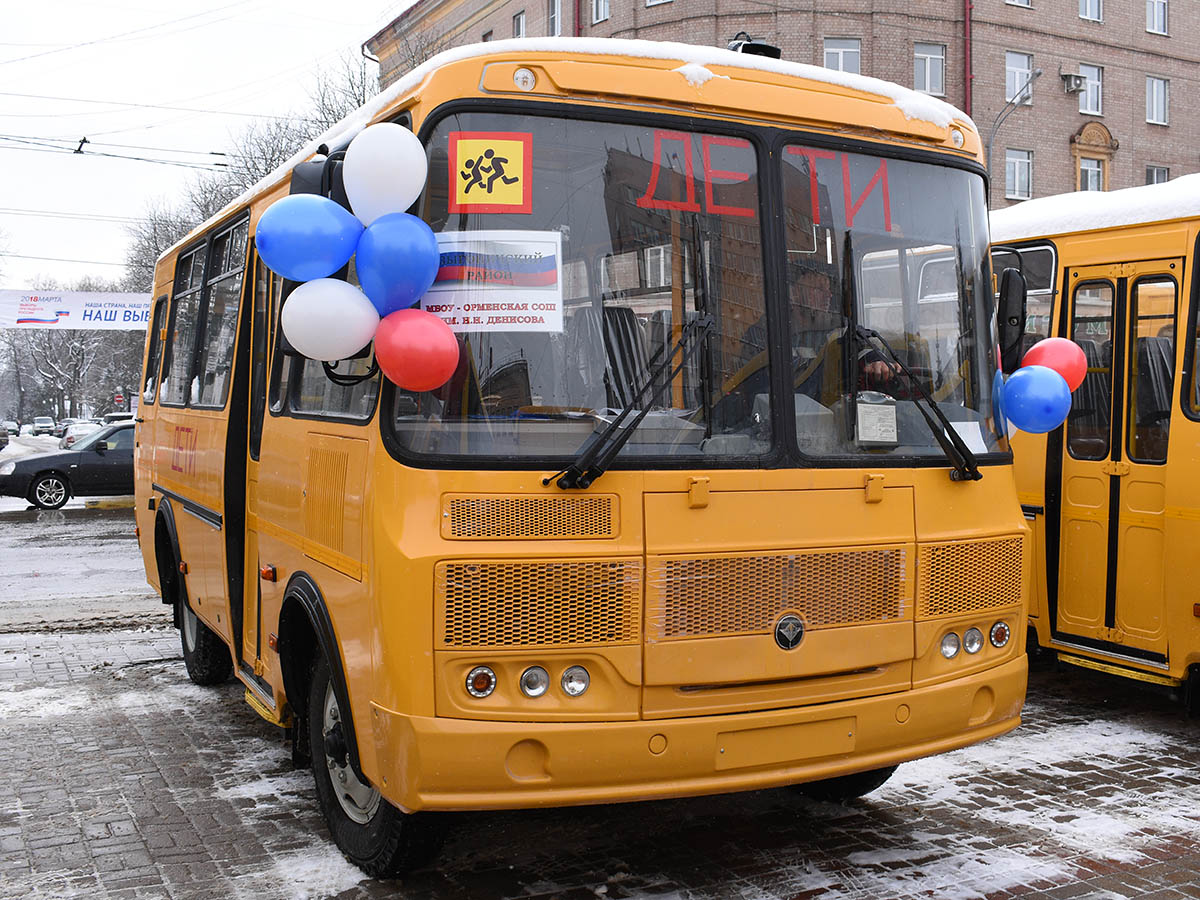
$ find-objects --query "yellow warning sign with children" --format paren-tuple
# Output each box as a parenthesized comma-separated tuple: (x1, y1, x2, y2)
(448, 131, 532, 214)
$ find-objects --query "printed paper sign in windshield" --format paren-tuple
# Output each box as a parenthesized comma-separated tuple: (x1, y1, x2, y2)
(422, 230, 563, 333)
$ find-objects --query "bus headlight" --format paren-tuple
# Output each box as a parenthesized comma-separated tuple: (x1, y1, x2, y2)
(990, 621, 1012, 648)
(465, 665, 497, 698)
(963, 627, 984, 654)
(940, 632, 961, 659)
(519, 666, 549, 698)
(561, 665, 590, 697)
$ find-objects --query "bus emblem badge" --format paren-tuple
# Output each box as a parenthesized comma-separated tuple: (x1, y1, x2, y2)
(774, 615, 805, 650)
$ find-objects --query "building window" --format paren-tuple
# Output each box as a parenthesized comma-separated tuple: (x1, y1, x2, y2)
(1147, 76, 1169, 124)
(592, 0, 609, 23)
(1080, 0, 1102, 20)
(1006, 149, 1033, 200)
(513, 10, 525, 37)
(914, 43, 945, 95)
(647, 0, 673, 5)
(1079, 64, 1102, 114)
(1147, 165, 1169, 184)
(1005, 52, 1034, 104)
(482, 30, 493, 41)
(1147, 0, 1167, 33)
(1080, 158, 1103, 191)
(548, 0, 561, 35)
(1007, 0, 1032, 6)
(824, 38, 861, 74)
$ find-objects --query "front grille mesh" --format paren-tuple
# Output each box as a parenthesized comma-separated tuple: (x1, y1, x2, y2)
(442, 494, 617, 540)
(646, 547, 911, 642)
(438, 558, 641, 648)
(917, 536, 1024, 618)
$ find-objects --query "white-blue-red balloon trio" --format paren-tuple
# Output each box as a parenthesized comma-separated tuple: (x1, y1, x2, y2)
(255, 122, 459, 390)
(998, 337, 1086, 435)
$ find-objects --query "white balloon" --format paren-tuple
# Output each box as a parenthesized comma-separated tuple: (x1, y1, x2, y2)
(343, 123, 429, 226)
(280, 279, 380, 362)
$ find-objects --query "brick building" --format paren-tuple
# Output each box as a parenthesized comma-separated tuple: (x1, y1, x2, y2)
(363, 0, 1197, 209)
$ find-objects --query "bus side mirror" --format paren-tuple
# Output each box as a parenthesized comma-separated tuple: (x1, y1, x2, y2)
(998, 267, 1027, 374)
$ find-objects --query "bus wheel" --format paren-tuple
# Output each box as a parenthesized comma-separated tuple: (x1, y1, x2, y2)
(307, 654, 441, 876)
(29, 473, 70, 509)
(795, 765, 899, 802)
(179, 599, 232, 686)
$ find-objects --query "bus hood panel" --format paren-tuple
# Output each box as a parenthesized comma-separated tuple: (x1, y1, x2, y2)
(641, 488, 916, 716)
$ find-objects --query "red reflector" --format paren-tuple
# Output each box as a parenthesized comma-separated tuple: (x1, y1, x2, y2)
(178, 561, 188, 575)
(267, 633, 279, 652)
(1194, 603, 1200, 618)
(259, 564, 277, 582)
(134, 526, 140, 539)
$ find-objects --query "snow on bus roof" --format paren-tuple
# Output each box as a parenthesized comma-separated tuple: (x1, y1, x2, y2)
(170, 37, 972, 259)
(990, 174, 1200, 243)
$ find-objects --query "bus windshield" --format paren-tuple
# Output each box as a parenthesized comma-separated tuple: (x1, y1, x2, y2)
(386, 110, 1002, 464)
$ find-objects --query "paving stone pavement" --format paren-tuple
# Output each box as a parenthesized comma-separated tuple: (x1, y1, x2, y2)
(1, 627, 1198, 900)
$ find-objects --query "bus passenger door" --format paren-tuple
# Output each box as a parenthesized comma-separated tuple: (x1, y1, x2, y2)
(1055, 261, 1177, 661)
(240, 254, 271, 681)
(1111, 268, 1177, 657)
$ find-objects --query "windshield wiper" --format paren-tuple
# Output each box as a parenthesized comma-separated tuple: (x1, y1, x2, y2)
(545, 313, 714, 490)
(854, 324, 983, 482)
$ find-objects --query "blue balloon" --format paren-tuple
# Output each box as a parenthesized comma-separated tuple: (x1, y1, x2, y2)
(1004, 365, 1072, 434)
(354, 213, 440, 316)
(256, 195, 363, 282)
(992, 369, 1007, 432)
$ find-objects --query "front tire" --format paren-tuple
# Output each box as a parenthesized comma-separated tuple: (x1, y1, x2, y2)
(179, 598, 232, 686)
(796, 765, 898, 802)
(307, 654, 441, 876)
(29, 473, 69, 509)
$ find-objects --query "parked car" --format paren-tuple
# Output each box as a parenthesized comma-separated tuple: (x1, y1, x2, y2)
(58, 422, 102, 449)
(53, 417, 79, 437)
(31, 416, 56, 436)
(0, 428, 7, 451)
(0, 422, 135, 509)
(2, 421, 17, 435)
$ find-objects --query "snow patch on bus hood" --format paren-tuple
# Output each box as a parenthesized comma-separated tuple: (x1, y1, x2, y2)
(673, 62, 729, 88)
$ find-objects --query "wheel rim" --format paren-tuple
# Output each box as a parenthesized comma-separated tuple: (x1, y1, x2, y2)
(181, 602, 198, 652)
(35, 477, 65, 507)
(323, 682, 380, 824)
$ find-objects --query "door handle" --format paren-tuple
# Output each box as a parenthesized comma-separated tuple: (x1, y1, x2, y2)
(1101, 461, 1131, 476)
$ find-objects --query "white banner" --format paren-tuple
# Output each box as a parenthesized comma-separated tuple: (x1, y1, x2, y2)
(421, 230, 564, 333)
(0, 290, 152, 330)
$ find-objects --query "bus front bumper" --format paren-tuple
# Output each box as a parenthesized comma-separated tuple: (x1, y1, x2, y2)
(370, 655, 1027, 812)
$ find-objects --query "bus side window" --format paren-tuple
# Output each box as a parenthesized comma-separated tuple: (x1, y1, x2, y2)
(159, 247, 206, 407)
(141, 296, 168, 405)
(193, 218, 249, 409)
(249, 250, 270, 459)
(268, 274, 289, 414)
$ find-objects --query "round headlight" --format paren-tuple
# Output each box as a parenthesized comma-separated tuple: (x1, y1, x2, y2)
(519, 665, 549, 698)
(940, 632, 961, 659)
(963, 627, 984, 654)
(561, 665, 590, 697)
(990, 621, 1011, 648)
(465, 665, 496, 698)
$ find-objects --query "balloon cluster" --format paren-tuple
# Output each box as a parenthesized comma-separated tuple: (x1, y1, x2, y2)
(255, 123, 459, 391)
(998, 337, 1085, 435)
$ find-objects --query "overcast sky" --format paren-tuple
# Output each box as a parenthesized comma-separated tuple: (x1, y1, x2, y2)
(1, 0, 415, 291)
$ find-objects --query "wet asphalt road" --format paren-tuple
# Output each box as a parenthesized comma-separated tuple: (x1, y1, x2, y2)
(1, 503, 1198, 900)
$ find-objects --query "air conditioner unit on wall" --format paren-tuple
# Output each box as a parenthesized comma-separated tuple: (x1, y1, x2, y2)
(1061, 70, 1086, 93)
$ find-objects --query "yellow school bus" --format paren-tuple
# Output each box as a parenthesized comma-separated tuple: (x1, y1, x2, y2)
(135, 38, 1030, 874)
(991, 178, 1200, 713)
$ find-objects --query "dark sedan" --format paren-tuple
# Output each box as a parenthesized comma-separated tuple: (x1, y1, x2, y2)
(0, 423, 134, 509)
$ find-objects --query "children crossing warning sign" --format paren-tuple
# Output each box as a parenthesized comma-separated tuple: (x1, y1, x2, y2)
(448, 131, 532, 214)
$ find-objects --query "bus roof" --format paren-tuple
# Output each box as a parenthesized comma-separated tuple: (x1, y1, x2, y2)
(990, 174, 1200, 244)
(162, 37, 975, 265)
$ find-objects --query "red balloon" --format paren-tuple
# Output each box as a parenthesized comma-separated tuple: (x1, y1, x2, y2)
(374, 308, 460, 392)
(1021, 337, 1087, 392)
